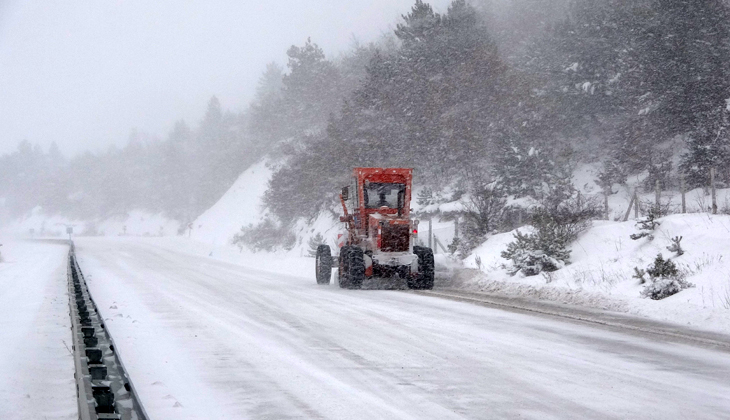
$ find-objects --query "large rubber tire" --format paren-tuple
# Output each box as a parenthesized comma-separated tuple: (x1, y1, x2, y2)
(338, 246, 351, 288)
(410, 246, 435, 290)
(315, 244, 332, 285)
(341, 246, 365, 289)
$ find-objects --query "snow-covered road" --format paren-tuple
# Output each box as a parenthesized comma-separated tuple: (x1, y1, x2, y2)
(75, 238, 730, 420)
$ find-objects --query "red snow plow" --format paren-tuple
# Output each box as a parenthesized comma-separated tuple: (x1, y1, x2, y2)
(315, 168, 434, 289)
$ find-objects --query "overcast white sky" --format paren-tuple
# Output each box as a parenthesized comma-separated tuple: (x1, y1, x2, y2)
(0, 0, 453, 157)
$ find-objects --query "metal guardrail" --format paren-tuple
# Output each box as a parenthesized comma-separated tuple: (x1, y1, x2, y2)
(67, 243, 149, 420)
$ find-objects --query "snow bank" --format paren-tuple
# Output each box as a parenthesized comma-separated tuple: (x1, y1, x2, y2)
(0, 240, 76, 419)
(460, 213, 730, 333)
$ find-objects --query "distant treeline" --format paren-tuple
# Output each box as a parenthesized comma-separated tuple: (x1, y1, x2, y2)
(1, 0, 729, 229)
(0, 101, 250, 223)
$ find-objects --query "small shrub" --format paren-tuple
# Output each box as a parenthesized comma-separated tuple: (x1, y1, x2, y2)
(502, 230, 566, 276)
(630, 210, 660, 241)
(666, 236, 684, 256)
(632, 267, 647, 284)
(640, 254, 694, 300)
(646, 253, 679, 278)
(641, 277, 694, 300)
(630, 231, 652, 240)
(232, 219, 295, 253)
(501, 193, 599, 276)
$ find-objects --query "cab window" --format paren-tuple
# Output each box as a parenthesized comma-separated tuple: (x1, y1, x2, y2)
(363, 183, 405, 209)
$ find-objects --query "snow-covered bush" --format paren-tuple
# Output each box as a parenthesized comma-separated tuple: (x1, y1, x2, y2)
(630, 210, 660, 240)
(502, 231, 564, 276)
(639, 254, 694, 300)
(232, 219, 295, 253)
(666, 236, 684, 256)
(645, 253, 679, 278)
(641, 277, 694, 300)
(501, 195, 599, 276)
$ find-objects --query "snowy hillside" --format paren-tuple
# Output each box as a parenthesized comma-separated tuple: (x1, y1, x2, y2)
(190, 160, 272, 247)
(189, 158, 345, 256)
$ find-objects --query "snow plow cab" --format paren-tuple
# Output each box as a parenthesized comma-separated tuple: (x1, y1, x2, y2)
(315, 168, 434, 289)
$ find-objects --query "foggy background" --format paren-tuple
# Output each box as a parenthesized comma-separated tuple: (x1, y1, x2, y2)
(0, 0, 454, 156)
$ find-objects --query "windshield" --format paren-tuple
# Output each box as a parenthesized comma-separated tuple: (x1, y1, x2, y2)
(363, 182, 405, 209)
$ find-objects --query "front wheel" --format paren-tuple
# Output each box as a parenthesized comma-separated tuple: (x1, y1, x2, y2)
(409, 246, 434, 290)
(315, 244, 332, 285)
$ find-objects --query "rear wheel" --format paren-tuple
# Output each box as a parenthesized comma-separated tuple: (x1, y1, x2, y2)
(338, 246, 350, 288)
(409, 246, 434, 290)
(315, 244, 332, 285)
(341, 246, 364, 289)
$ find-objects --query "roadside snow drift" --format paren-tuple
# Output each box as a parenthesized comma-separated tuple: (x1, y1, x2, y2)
(462, 213, 730, 333)
(0, 240, 75, 419)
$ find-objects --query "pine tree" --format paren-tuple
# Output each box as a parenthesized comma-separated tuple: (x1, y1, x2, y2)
(282, 38, 342, 136)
